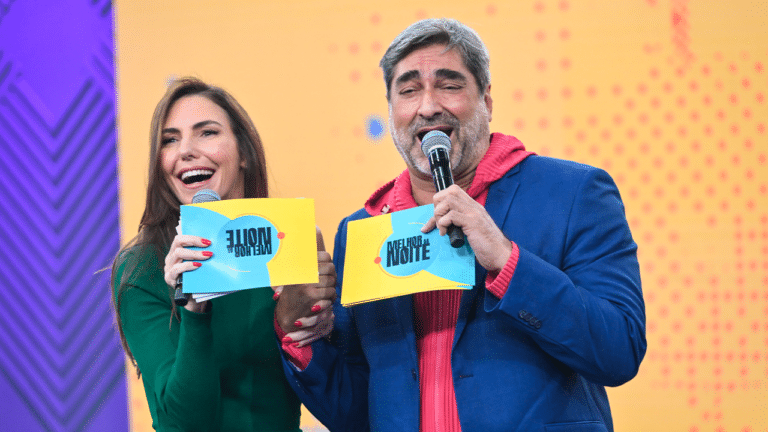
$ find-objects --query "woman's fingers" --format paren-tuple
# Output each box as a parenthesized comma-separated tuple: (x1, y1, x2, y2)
(310, 299, 333, 313)
(287, 309, 334, 347)
(163, 235, 212, 287)
(167, 235, 211, 257)
(164, 260, 204, 287)
(271, 285, 284, 301)
(292, 305, 333, 334)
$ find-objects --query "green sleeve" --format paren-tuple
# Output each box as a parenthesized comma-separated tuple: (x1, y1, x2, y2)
(114, 248, 221, 431)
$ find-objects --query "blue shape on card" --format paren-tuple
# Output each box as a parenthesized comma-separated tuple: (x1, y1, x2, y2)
(379, 205, 441, 276)
(181, 207, 281, 292)
(378, 205, 474, 284)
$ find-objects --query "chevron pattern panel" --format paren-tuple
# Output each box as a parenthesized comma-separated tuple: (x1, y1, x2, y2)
(0, 1, 128, 431)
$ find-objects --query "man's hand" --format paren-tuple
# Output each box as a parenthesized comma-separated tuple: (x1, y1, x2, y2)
(274, 228, 337, 335)
(421, 184, 512, 274)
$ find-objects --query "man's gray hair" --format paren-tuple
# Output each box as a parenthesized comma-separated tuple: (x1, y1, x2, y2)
(379, 18, 490, 100)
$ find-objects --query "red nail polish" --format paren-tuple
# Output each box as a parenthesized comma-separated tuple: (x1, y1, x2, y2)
(202, 251, 213, 257)
(311, 305, 322, 313)
(272, 291, 280, 301)
(282, 336, 292, 343)
(201, 239, 212, 246)
(294, 321, 302, 327)
(193, 262, 202, 267)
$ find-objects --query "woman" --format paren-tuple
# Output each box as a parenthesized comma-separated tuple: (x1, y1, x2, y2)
(112, 77, 334, 431)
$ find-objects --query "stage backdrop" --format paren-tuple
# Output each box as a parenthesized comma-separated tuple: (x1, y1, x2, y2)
(0, 1, 128, 431)
(116, 1, 767, 431)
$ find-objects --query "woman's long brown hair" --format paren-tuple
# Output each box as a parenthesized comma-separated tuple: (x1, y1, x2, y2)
(111, 77, 268, 376)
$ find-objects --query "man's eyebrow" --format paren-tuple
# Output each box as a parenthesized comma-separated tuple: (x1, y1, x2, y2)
(161, 120, 222, 135)
(394, 70, 420, 87)
(435, 68, 467, 82)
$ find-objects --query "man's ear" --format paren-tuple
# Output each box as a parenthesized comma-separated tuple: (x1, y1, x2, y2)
(484, 84, 493, 122)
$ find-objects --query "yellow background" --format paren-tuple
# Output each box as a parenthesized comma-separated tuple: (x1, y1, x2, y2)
(115, 0, 767, 430)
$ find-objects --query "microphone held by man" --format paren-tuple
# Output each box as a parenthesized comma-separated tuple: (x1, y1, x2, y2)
(421, 130, 465, 248)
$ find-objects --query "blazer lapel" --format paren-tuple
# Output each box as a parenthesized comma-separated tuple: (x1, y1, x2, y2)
(453, 165, 521, 349)
(483, 165, 521, 231)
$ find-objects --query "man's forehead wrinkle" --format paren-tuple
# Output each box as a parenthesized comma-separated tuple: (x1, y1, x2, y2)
(417, 55, 438, 69)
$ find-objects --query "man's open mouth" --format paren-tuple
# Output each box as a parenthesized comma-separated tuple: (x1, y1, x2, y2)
(417, 127, 454, 142)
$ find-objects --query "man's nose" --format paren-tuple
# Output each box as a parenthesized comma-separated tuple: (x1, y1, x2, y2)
(416, 90, 442, 118)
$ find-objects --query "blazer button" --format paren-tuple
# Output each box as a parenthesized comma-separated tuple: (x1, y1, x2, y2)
(411, 369, 418, 381)
(533, 320, 542, 329)
(519, 310, 528, 319)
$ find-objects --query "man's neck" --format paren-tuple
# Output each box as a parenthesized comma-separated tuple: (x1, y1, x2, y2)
(409, 167, 477, 206)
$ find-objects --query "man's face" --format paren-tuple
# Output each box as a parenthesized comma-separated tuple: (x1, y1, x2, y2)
(388, 44, 492, 178)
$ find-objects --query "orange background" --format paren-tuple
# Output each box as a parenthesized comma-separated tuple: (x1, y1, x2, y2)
(115, 1, 767, 430)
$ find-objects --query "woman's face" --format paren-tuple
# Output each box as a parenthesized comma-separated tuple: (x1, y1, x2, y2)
(160, 95, 246, 204)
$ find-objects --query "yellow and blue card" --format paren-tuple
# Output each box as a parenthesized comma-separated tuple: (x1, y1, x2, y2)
(341, 204, 475, 306)
(180, 198, 318, 298)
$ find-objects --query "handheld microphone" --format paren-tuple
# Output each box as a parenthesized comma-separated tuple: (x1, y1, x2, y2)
(174, 189, 221, 306)
(421, 130, 465, 248)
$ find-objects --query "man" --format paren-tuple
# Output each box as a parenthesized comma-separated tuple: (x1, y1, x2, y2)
(275, 18, 646, 432)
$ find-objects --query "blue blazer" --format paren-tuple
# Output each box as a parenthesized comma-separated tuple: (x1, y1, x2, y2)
(281, 156, 646, 432)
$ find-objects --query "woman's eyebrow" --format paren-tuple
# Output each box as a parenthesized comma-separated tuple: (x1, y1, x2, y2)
(162, 120, 222, 134)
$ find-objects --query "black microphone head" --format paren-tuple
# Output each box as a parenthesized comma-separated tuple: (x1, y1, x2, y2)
(421, 130, 452, 157)
(192, 189, 221, 204)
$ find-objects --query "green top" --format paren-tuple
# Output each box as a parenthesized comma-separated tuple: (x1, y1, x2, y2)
(113, 245, 301, 432)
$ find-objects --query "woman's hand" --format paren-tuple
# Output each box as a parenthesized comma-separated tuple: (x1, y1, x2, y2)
(275, 284, 335, 346)
(285, 304, 335, 347)
(274, 228, 337, 340)
(164, 234, 213, 312)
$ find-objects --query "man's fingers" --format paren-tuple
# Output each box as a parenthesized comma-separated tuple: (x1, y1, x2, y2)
(316, 226, 326, 252)
(421, 217, 437, 234)
(280, 285, 336, 302)
(318, 251, 333, 265)
(436, 211, 459, 236)
(317, 275, 336, 291)
(318, 254, 334, 269)
(312, 286, 337, 302)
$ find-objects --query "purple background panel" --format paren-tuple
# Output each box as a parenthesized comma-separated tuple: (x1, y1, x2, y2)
(0, 1, 128, 431)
